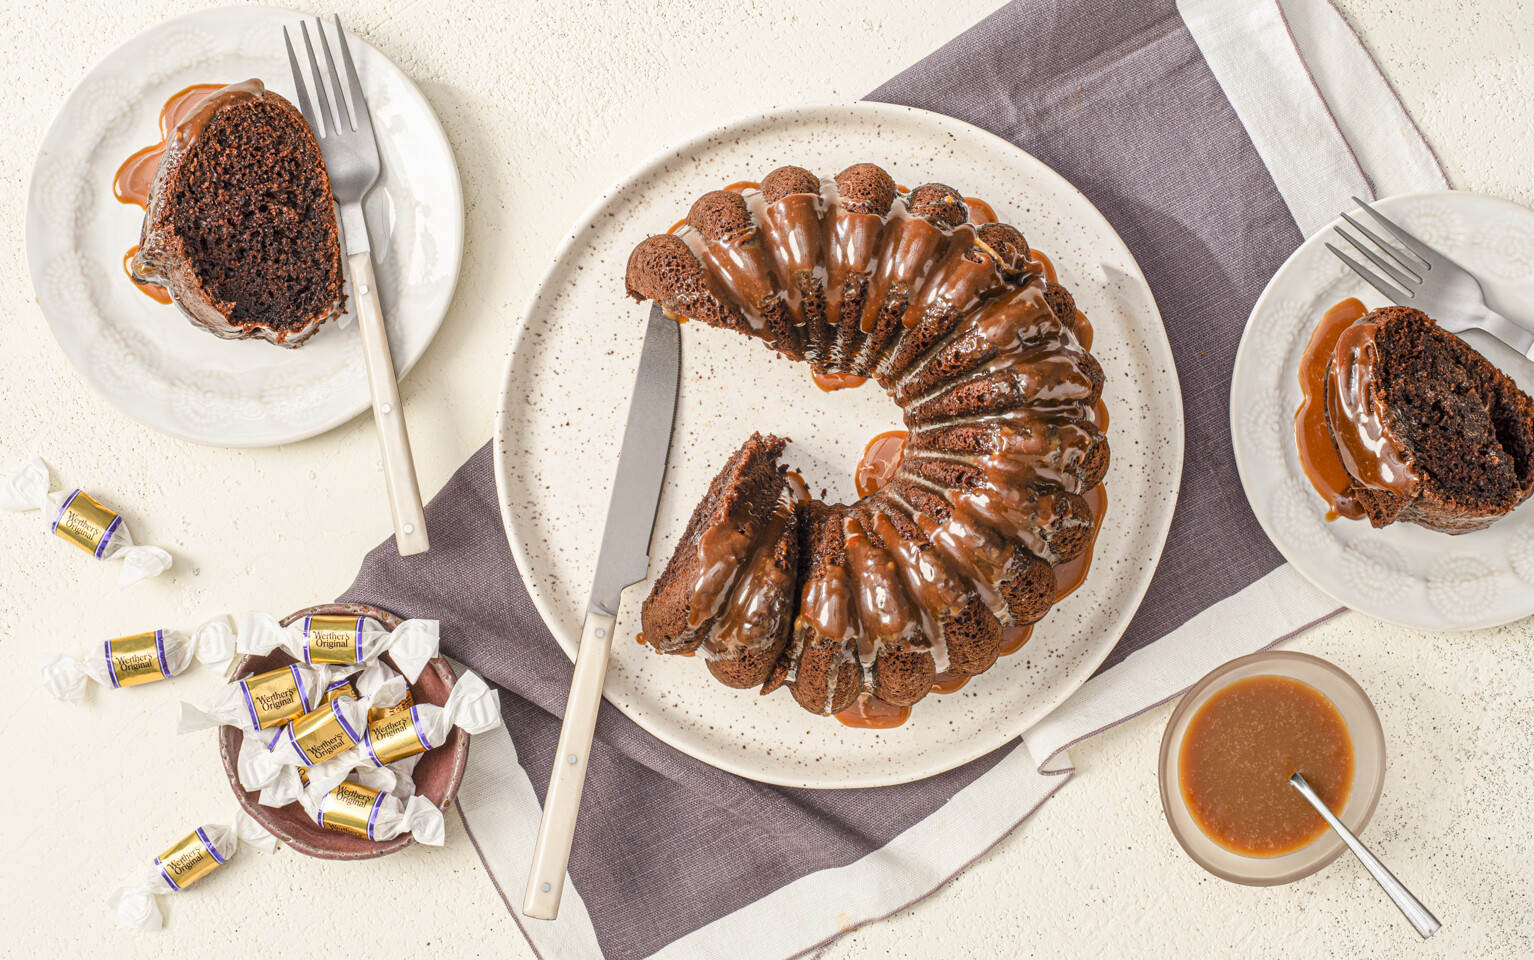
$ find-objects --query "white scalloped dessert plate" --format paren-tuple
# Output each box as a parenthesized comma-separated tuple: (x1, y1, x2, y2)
(24, 6, 463, 447)
(1232, 191, 1534, 632)
(495, 102, 1182, 788)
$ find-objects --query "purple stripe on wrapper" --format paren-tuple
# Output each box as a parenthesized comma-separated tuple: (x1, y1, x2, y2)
(197, 827, 226, 864)
(288, 725, 313, 766)
(94, 514, 122, 559)
(155, 859, 180, 892)
(364, 731, 384, 768)
(366, 790, 386, 840)
(104, 639, 121, 689)
(239, 680, 260, 730)
(153, 630, 169, 679)
(410, 705, 432, 752)
(49, 490, 79, 536)
(293, 664, 311, 714)
(332, 698, 362, 744)
(353, 617, 363, 662)
(301, 616, 313, 664)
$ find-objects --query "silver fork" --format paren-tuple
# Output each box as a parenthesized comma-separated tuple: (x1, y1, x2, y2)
(1326, 196, 1534, 360)
(285, 17, 429, 555)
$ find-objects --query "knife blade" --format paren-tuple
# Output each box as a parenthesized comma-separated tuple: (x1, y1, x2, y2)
(523, 302, 681, 921)
(587, 303, 682, 615)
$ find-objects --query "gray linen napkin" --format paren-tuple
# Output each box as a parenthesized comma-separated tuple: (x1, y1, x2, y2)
(341, 0, 1443, 956)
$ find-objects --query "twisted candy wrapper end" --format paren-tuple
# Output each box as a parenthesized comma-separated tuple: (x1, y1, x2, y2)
(0, 458, 51, 512)
(116, 543, 173, 587)
(442, 669, 502, 735)
(402, 793, 446, 846)
(233, 611, 288, 657)
(387, 619, 440, 683)
(190, 616, 236, 671)
(106, 810, 276, 930)
(40, 654, 89, 703)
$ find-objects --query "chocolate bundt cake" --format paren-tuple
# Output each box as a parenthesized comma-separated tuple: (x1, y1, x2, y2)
(130, 79, 344, 347)
(1325, 305, 1534, 533)
(628, 163, 1109, 718)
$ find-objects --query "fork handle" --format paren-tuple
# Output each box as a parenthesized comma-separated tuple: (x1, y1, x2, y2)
(351, 251, 429, 556)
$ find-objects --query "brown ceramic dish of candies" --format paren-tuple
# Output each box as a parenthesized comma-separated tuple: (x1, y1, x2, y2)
(218, 602, 470, 859)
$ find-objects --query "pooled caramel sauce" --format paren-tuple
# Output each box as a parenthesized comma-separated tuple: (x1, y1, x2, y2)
(1328, 321, 1420, 501)
(1295, 298, 1369, 521)
(999, 623, 1034, 656)
(667, 216, 688, 235)
(854, 430, 906, 498)
(124, 246, 172, 303)
(113, 83, 227, 208)
(1093, 398, 1109, 432)
(1052, 484, 1107, 601)
(812, 370, 867, 392)
(116, 83, 228, 303)
(722, 180, 761, 193)
(930, 672, 969, 694)
(1031, 248, 1058, 284)
(836, 693, 911, 729)
(964, 197, 998, 225)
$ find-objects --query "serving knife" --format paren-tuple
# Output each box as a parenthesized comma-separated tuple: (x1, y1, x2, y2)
(523, 302, 681, 920)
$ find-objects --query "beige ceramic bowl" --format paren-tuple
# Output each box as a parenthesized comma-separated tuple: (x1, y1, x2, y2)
(1158, 650, 1386, 885)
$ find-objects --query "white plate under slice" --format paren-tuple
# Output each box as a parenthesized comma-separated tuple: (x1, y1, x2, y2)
(1232, 190, 1534, 632)
(24, 6, 463, 447)
(495, 102, 1183, 789)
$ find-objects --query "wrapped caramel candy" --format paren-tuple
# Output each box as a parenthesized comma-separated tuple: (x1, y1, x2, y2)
(305, 670, 500, 796)
(43, 620, 235, 701)
(237, 729, 419, 809)
(1, 458, 171, 587)
(300, 780, 444, 845)
(106, 809, 277, 930)
(233, 611, 439, 682)
(177, 661, 348, 734)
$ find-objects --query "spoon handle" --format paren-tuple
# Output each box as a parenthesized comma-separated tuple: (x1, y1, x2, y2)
(1289, 773, 1440, 938)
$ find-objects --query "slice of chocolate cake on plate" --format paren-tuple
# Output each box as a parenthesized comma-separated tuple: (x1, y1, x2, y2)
(130, 79, 345, 347)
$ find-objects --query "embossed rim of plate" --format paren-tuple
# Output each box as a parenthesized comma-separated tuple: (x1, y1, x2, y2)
(23, 5, 464, 447)
(494, 101, 1184, 788)
(1231, 190, 1534, 632)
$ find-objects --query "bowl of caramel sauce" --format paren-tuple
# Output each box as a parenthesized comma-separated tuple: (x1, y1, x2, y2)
(1158, 651, 1386, 885)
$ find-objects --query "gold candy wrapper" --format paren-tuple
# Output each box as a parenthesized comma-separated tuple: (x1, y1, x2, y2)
(105, 810, 277, 931)
(304, 670, 501, 797)
(177, 661, 346, 735)
(232, 611, 440, 682)
(300, 779, 445, 845)
(0, 458, 171, 587)
(43, 619, 235, 702)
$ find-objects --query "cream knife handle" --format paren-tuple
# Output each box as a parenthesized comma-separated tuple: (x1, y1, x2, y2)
(523, 609, 616, 920)
(351, 251, 428, 556)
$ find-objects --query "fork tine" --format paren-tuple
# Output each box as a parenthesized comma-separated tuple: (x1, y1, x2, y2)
(1351, 196, 1436, 269)
(1334, 223, 1421, 290)
(315, 18, 352, 133)
(300, 20, 333, 137)
(333, 15, 374, 134)
(282, 27, 317, 132)
(1328, 243, 1412, 304)
(1338, 211, 1424, 278)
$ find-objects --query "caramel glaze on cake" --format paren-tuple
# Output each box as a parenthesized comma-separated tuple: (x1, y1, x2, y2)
(627, 163, 1109, 717)
(130, 79, 345, 347)
(1323, 305, 1534, 533)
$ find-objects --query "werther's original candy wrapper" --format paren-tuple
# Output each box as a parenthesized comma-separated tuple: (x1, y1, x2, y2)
(305, 670, 500, 796)
(300, 780, 444, 845)
(1, 458, 172, 587)
(237, 729, 419, 809)
(177, 661, 348, 735)
(105, 809, 277, 930)
(42, 619, 235, 701)
(232, 611, 439, 682)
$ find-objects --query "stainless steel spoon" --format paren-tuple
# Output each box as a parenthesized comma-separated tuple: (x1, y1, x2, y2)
(1289, 772, 1441, 938)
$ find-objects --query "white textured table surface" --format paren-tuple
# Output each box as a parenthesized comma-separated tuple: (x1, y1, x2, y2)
(1, 0, 1531, 956)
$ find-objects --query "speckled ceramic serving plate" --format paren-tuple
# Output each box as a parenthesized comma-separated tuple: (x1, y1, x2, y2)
(1233, 191, 1534, 631)
(24, 6, 463, 447)
(494, 102, 1182, 788)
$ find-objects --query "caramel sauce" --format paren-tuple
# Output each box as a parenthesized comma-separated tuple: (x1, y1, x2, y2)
(812, 370, 867, 392)
(835, 693, 911, 729)
(1093, 398, 1109, 431)
(964, 197, 998, 225)
(1295, 298, 1369, 521)
(113, 83, 226, 208)
(999, 623, 1034, 656)
(1053, 484, 1107, 601)
(124, 246, 172, 303)
(930, 672, 969, 694)
(783, 469, 810, 504)
(1030, 248, 1058, 284)
(854, 430, 906, 498)
(667, 216, 688, 235)
(1179, 675, 1354, 856)
(722, 180, 760, 193)
(1073, 309, 1093, 352)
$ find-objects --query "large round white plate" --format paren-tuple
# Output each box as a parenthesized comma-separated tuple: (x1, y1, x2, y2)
(1232, 191, 1534, 632)
(495, 102, 1183, 788)
(24, 6, 463, 447)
